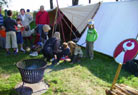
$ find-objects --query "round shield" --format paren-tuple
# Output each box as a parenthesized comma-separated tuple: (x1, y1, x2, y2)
(113, 39, 138, 64)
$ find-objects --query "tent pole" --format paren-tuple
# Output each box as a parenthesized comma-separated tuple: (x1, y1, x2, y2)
(70, 16, 73, 40)
(59, 12, 77, 38)
(52, 0, 59, 36)
(59, 11, 66, 42)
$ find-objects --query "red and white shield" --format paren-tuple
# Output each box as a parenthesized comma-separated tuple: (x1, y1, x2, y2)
(113, 39, 138, 64)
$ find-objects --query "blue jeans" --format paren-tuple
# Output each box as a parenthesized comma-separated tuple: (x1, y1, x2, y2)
(37, 24, 44, 41)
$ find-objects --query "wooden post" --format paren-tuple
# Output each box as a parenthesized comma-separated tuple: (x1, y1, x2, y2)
(52, 0, 59, 36)
(111, 64, 122, 90)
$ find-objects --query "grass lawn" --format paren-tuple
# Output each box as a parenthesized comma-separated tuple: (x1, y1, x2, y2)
(0, 48, 138, 95)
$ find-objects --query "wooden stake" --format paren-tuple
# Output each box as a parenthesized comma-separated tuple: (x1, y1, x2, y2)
(111, 64, 122, 90)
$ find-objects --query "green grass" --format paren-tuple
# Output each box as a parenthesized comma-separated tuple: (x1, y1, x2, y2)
(0, 49, 138, 95)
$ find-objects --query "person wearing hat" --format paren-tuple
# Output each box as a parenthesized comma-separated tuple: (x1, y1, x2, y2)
(86, 19, 98, 60)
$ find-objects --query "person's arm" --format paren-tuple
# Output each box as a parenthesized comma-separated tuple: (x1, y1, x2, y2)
(54, 40, 62, 53)
(47, 13, 50, 25)
(27, 14, 33, 24)
(35, 13, 39, 25)
(94, 29, 98, 41)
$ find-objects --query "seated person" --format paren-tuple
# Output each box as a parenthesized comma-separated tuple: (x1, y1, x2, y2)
(68, 41, 83, 64)
(60, 42, 71, 62)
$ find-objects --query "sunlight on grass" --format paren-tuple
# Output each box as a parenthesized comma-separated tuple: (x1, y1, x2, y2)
(0, 49, 138, 95)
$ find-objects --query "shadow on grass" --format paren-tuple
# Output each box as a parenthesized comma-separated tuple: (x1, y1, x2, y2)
(48, 51, 131, 84)
(0, 88, 18, 95)
(0, 49, 34, 74)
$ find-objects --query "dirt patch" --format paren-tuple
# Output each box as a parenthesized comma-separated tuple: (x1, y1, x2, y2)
(0, 74, 10, 79)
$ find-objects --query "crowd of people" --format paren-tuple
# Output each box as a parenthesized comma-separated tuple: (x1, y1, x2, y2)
(0, 5, 98, 65)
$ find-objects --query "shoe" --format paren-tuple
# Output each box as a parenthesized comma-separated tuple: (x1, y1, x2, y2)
(16, 48, 19, 53)
(90, 57, 93, 60)
(65, 56, 71, 62)
(13, 51, 18, 55)
(6, 51, 11, 56)
(29, 52, 38, 56)
(20, 48, 25, 52)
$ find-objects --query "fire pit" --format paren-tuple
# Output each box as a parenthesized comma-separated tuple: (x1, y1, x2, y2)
(16, 59, 47, 83)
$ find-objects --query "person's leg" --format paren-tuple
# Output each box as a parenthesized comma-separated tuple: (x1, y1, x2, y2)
(89, 42, 94, 60)
(6, 32, 11, 53)
(2, 37, 6, 48)
(19, 33, 25, 52)
(11, 31, 17, 52)
(38, 24, 43, 42)
(86, 41, 89, 58)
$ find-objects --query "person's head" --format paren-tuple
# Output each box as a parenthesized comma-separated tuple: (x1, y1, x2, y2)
(20, 8, 25, 15)
(26, 9, 30, 13)
(7, 10, 12, 17)
(63, 42, 68, 49)
(16, 18, 22, 24)
(43, 24, 51, 32)
(53, 32, 60, 40)
(88, 19, 94, 29)
(40, 5, 44, 12)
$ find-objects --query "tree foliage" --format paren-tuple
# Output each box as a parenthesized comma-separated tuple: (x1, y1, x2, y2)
(0, 0, 7, 6)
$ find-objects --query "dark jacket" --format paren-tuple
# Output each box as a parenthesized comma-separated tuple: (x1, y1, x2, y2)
(3, 17, 17, 32)
(53, 39, 62, 54)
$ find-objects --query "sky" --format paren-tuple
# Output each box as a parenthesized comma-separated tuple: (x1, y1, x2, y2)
(3, 0, 115, 12)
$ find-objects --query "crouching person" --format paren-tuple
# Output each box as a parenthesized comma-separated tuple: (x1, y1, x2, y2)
(42, 32, 62, 65)
(68, 41, 83, 64)
(60, 42, 71, 62)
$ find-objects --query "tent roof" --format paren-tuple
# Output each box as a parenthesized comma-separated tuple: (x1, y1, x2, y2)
(60, 3, 100, 33)
(48, 3, 100, 33)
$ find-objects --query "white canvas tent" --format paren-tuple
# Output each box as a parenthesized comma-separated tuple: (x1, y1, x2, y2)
(77, 1, 138, 59)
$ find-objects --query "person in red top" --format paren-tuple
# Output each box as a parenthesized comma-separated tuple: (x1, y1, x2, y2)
(35, 5, 50, 42)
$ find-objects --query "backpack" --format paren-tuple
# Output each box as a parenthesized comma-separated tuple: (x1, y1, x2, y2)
(43, 37, 57, 57)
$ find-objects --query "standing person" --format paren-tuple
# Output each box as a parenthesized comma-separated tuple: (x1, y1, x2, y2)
(3, 10, 18, 55)
(0, 6, 5, 48)
(35, 5, 50, 42)
(86, 19, 98, 60)
(18, 8, 33, 48)
(15, 18, 25, 52)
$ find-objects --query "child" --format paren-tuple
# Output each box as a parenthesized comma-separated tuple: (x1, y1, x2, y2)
(34, 24, 51, 44)
(86, 19, 98, 60)
(0, 26, 6, 48)
(15, 18, 25, 52)
(3, 10, 18, 55)
(30, 24, 51, 56)
(60, 42, 71, 61)
(68, 41, 83, 64)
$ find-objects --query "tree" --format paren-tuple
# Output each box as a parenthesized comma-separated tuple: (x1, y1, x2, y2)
(0, 0, 7, 6)
(89, 0, 91, 4)
(50, 0, 53, 9)
(72, 0, 79, 6)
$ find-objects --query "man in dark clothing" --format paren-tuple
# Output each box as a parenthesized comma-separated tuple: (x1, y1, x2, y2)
(3, 10, 18, 55)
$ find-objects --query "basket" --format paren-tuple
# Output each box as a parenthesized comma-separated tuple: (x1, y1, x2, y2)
(16, 59, 47, 83)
